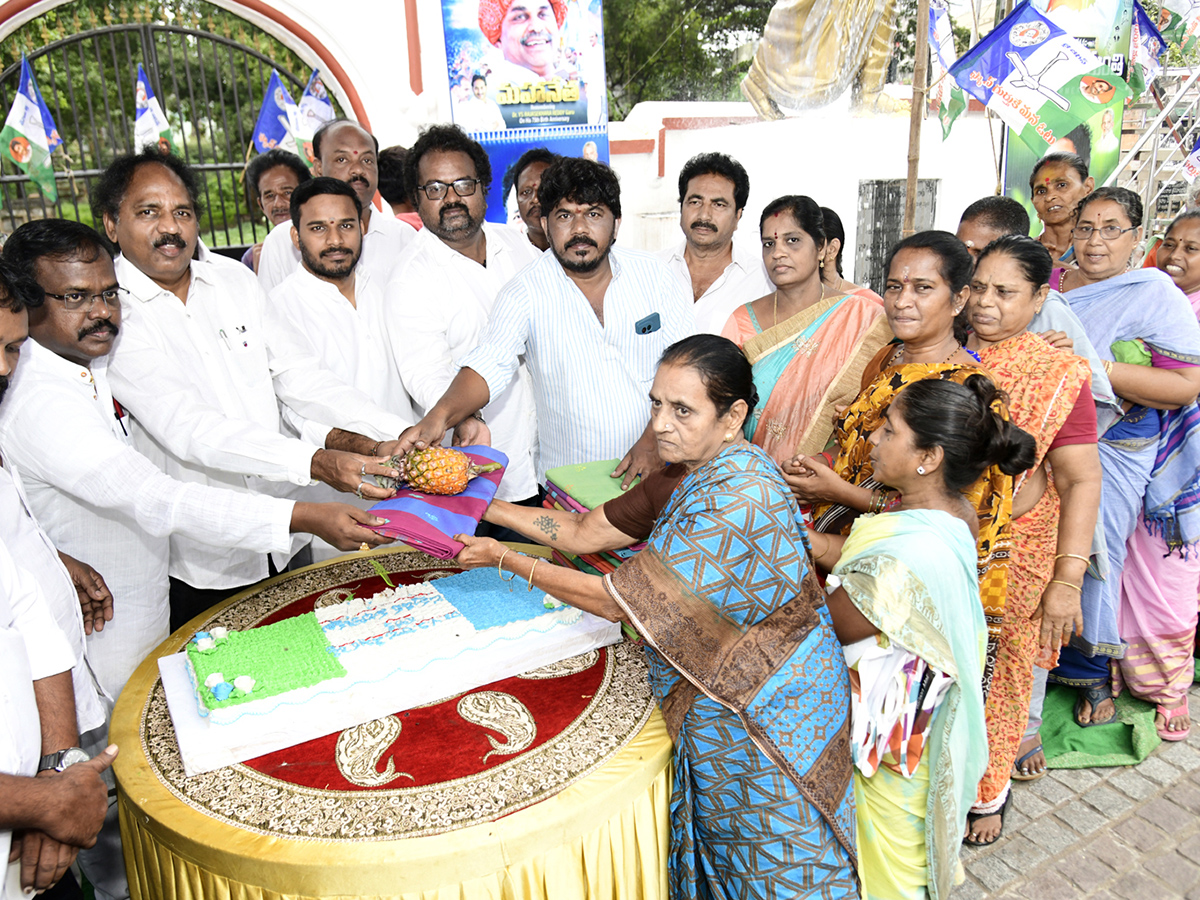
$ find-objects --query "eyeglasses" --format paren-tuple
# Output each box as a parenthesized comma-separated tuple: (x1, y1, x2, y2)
(43, 287, 128, 311)
(1073, 224, 1137, 241)
(417, 178, 482, 201)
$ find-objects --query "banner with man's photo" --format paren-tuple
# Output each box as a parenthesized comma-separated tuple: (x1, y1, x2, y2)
(441, 0, 609, 222)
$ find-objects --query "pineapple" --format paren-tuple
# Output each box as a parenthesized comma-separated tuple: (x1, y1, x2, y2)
(374, 448, 502, 495)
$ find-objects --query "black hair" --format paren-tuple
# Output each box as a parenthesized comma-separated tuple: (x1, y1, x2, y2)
(91, 149, 205, 224)
(289, 176, 363, 229)
(1058, 124, 1093, 169)
(1165, 209, 1200, 238)
(376, 146, 408, 205)
(312, 119, 380, 160)
(959, 196, 1031, 237)
(759, 195, 826, 249)
(243, 149, 311, 211)
(503, 147, 558, 203)
(893, 374, 1037, 493)
(0, 256, 44, 313)
(471, 72, 487, 85)
(677, 152, 750, 212)
(1029, 150, 1090, 189)
(403, 123, 493, 205)
(820, 207, 845, 276)
(659, 334, 758, 419)
(4, 219, 115, 303)
(885, 230, 974, 344)
(974, 234, 1052, 288)
(537, 157, 621, 219)
(1077, 185, 1143, 229)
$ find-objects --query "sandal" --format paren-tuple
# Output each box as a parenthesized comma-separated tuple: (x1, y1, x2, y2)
(964, 792, 1009, 847)
(1156, 702, 1191, 742)
(1010, 742, 1046, 781)
(1074, 683, 1117, 728)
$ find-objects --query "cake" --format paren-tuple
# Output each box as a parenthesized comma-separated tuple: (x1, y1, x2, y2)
(183, 567, 605, 727)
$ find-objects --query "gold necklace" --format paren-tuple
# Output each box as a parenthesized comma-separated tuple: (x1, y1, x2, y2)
(893, 340, 962, 366)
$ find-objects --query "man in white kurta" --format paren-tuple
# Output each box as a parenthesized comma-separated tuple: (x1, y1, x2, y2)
(269, 177, 416, 559)
(257, 120, 415, 295)
(385, 125, 540, 505)
(658, 152, 772, 334)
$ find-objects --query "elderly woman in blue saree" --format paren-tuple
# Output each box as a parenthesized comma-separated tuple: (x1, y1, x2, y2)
(456, 334, 858, 898)
(1048, 189, 1200, 736)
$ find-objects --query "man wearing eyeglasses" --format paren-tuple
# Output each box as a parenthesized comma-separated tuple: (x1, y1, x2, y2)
(384, 124, 540, 517)
(256, 119, 416, 296)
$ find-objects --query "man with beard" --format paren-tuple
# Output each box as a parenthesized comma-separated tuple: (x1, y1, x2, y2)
(659, 152, 771, 334)
(395, 156, 693, 489)
(270, 178, 415, 559)
(505, 147, 556, 252)
(256, 119, 416, 295)
(385, 125, 539, 513)
(91, 151, 407, 629)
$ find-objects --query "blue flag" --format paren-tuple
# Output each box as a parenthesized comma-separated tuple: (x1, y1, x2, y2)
(1130, 1, 1167, 99)
(252, 70, 300, 154)
(1, 57, 60, 199)
(134, 64, 176, 155)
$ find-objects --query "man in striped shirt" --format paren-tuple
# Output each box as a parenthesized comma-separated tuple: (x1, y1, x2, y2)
(396, 157, 694, 489)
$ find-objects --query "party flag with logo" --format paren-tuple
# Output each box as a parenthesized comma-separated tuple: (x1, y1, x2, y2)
(1129, 1, 1167, 99)
(949, 1, 1130, 155)
(1, 57, 59, 200)
(295, 70, 335, 167)
(930, 0, 967, 140)
(134, 65, 176, 156)
(252, 69, 301, 156)
(1182, 136, 1200, 183)
(1159, 0, 1200, 54)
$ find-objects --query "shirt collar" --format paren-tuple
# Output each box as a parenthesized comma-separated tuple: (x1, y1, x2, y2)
(26, 336, 98, 388)
(414, 222, 505, 267)
(670, 238, 756, 274)
(115, 252, 218, 303)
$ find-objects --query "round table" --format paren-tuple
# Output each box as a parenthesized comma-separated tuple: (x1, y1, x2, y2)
(111, 546, 672, 900)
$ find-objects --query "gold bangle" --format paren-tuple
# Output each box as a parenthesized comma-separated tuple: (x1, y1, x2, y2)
(527, 557, 540, 591)
(1055, 553, 1090, 564)
(498, 548, 517, 581)
(1049, 579, 1082, 592)
(1102, 359, 1114, 376)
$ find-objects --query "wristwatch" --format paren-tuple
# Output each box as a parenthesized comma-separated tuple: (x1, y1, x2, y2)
(37, 747, 89, 773)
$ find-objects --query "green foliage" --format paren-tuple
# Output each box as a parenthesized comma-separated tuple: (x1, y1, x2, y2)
(1137, 0, 1200, 67)
(604, 0, 775, 119)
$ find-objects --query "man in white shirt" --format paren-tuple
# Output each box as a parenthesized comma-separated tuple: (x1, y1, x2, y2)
(92, 151, 407, 626)
(387, 125, 539, 518)
(270, 177, 415, 559)
(257, 120, 416, 295)
(504, 147, 556, 252)
(659, 152, 772, 335)
(397, 157, 694, 488)
(0, 537, 116, 900)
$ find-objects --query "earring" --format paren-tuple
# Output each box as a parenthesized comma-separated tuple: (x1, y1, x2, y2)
(819, 258, 825, 269)
(723, 433, 734, 442)
(917, 465, 926, 475)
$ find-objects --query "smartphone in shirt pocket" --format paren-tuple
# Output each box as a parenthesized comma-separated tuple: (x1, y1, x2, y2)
(634, 313, 661, 335)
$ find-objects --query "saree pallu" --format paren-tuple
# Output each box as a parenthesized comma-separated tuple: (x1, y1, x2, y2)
(727, 292, 892, 462)
(974, 333, 1091, 812)
(834, 510, 988, 900)
(811, 362, 1013, 698)
(603, 443, 857, 899)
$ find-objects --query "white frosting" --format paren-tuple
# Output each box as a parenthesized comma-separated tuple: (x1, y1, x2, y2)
(204, 673, 224, 689)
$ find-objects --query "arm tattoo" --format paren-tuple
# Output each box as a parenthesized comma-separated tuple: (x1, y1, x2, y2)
(532, 514, 560, 542)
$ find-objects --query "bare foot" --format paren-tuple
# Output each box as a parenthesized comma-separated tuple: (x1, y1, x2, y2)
(965, 812, 1003, 844)
(1156, 700, 1190, 735)
(1012, 734, 1046, 778)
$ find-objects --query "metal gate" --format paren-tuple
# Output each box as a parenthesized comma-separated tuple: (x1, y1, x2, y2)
(0, 19, 321, 251)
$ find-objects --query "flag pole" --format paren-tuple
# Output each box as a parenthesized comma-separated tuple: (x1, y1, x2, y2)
(904, 0, 932, 237)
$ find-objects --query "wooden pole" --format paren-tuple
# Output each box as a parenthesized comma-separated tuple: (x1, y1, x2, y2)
(904, 0, 931, 236)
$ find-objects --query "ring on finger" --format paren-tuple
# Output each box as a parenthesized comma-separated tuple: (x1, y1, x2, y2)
(355, 480, 369, 500)
(360, 463, 367, 477)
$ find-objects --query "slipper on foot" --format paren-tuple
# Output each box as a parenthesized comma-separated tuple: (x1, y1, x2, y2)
(964, 793, 1009, 847)
(1074, 684, 1117, 728)
(1010, 743, 1046, 781)
(1156, 703, 1190, 742)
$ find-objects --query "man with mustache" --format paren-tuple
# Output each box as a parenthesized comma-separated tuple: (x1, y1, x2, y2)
(269, 177, 415, 560)
(507, 147, 557, 252)
(89, 151, 406, 630)
(256, 119, 416, 296)
(395, 156, 693, 490)
(384, 125, 540, 518)
(659, 152, 771, 334)
(479, 0, 567, 81)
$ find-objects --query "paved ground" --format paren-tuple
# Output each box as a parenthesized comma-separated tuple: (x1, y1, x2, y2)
(953, 677, 1200, 899)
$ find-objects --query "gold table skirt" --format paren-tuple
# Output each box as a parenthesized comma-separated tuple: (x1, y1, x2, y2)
(111, 547, 673, 899)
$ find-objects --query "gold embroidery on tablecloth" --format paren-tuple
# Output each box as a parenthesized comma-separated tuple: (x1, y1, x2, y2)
(516, 650, 599, 679)
(456, 692, 536, 762)
(335, 716, 412, 787)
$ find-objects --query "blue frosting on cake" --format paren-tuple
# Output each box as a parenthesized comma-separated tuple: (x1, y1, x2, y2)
(437, 566, 559, 630)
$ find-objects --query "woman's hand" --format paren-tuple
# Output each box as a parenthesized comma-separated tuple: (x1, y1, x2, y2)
(1032, 579, 1084, 652)
(453, 534, 506, 569)
(781, 455, 844, 504)
(1038, 330, 1074, 351)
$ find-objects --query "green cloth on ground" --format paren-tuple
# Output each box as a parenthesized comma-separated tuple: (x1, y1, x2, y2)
(544, 459, 638, 509)
(1042, 683, 1161, 769)
(1194, 657, 1199, 683)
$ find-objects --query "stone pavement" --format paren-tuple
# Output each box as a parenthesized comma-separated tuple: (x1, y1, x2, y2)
(953, 677, 1200, 900)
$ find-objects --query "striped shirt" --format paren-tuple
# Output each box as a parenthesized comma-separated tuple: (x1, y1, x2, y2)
(462, 246, 694, 480)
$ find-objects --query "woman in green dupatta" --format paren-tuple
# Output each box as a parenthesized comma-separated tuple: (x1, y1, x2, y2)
(456, 334, 858, 899)
(811, 374, 1036, 900)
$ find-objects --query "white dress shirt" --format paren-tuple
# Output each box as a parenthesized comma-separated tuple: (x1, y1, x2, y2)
(0, 339, 297, 694)
(462, 246, 694, 480)
(269, 266, 416, 559)
(384, 224, 540, 501)
(659, 237, 773, 335)
(257, 206, 417, 297)
(0, 538, 75, 891)
(106, 254, 410, 590)
(0, 459, 107, 734)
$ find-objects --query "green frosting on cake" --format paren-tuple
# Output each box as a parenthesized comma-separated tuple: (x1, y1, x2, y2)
(186, 612, 347, 710)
